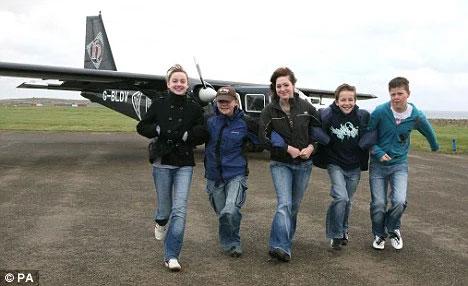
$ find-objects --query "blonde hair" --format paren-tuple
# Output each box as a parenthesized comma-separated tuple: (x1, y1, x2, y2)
(166, 64, 188, 82)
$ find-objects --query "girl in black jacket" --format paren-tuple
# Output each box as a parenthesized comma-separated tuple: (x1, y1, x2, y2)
(136, 64, 204, 271)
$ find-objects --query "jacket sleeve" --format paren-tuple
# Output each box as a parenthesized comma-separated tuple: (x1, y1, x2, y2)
(197, 114, 213, 145)
(367, 109, 386, 160)
(186, 105, 208, 146)
(310, 127, 330, 145)
(271, 130, 287, 148)
(415, 114, 440, 151)
(243, 114, 260, 136)
(136, 104, 159, 139)
(358, 110, 378, 150)
(309, 108, 330, 145)
(308, 104, 322, 145)
(258, 106, 273, 150)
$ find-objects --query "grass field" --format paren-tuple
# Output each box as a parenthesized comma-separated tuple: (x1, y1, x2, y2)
(0, 106, 136, 132)
(411, 125, 467, 154)
(1, 106, 467, 154)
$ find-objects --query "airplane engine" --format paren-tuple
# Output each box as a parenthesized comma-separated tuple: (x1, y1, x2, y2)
(193, 84, 217, 104)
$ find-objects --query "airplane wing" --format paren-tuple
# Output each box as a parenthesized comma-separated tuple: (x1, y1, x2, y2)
(299, 87, 376, 100)
(206, 78, 376, 100)
(0, 61, 257, 97)
(0, 61, 168, 92)
(0, 61, 376, 101)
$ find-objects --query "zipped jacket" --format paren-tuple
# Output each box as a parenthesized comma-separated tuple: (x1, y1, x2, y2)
(259, 94, 321, 164)
(204, 107, 255, 182)
(368, 101, 439, 165)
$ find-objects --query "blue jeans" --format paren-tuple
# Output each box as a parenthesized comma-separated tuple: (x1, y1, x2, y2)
(152, 165, 193, 261)
(369, 161, 408, 238)
(206, 175, 247, 250)
(269, 160, 313, 257)
(326, 164, 361, 239)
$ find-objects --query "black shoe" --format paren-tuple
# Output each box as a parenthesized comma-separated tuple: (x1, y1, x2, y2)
(268, 248, 291, 262)
(330, 238, 343, 250)
(341, 233, 349, 246)
(229, 246, 242, 258)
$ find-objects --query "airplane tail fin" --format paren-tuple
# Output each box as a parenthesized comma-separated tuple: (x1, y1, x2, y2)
(84, 13, 117, 71)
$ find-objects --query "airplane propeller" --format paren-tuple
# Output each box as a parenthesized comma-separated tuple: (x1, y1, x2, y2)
(193, 57, 217, 103)
(194, 57, 207, 89)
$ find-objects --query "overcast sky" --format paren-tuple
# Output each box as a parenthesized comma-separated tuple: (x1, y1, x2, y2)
(1, 0, 467, 111)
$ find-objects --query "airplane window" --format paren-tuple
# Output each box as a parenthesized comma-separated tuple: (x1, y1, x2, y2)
(245, 94, 265, 113)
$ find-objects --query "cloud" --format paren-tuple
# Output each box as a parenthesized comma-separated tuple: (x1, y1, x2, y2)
(0, 0, 467, 111)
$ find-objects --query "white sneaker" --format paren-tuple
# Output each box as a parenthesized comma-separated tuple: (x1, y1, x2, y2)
(390, 229, 403, 250)
(154, 224, 167, 240)
(165, 259, 181, 271)
(372, 235, 385, 250)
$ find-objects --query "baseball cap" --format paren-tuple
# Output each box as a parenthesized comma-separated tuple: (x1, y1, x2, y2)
(215, 86, 237, 102)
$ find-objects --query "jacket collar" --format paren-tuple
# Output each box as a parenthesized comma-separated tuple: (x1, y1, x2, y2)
(330, 101, 359, 115)
(213, 104, 244, 120)
(167, 91, 187, 105)
(271, 93, 299, 111)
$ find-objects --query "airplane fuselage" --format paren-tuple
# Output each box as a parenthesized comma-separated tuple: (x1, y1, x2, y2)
(81, 85, 273, 123)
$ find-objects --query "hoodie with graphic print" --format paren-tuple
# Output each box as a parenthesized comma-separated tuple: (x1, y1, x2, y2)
(324, 102, 363, 170)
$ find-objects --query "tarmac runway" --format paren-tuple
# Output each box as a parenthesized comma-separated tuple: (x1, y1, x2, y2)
(0, 131, 467, 286)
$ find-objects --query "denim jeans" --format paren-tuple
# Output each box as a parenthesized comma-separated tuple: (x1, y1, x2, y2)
(326, 164, 361, 239)
(369, 161, 408, 237)
(152, 165, 193, 261)
(206, 175, 247, 250)
(269, 160, 313, 257)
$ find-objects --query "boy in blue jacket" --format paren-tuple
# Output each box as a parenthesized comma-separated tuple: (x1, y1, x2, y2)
(202, 86, 257, 257)
(368, 77, 439, 250)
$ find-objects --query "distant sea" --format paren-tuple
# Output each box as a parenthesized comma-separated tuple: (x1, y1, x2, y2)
(423, 110, 468, 119)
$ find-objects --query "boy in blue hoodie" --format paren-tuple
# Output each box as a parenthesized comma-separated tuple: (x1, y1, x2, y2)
(368, 77, 439, 250)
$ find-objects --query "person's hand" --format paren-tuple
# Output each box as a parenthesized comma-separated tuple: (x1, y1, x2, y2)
(299, 144, 314, 159)
(379, 154, 392, 162)
(287, 145, 301, 158)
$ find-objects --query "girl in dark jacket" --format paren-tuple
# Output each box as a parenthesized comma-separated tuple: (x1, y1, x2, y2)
(136, 64, 205, 271)
(259, 67, 321, 262)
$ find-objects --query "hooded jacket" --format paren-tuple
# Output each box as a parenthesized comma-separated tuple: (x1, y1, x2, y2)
(310, 102, 377, 171)
(368, 101, 439, 165)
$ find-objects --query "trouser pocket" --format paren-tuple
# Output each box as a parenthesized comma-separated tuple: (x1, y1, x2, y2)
(235, 179, 248, 208)
(206, 180, 222, 215)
